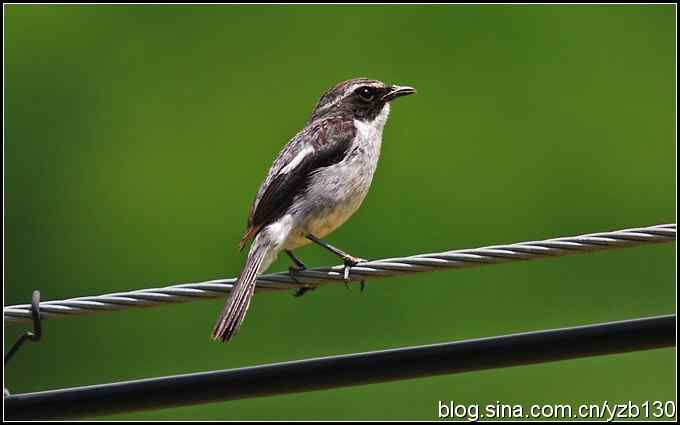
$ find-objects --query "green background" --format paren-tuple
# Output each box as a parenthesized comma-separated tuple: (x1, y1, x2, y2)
(4, 5, 676, 420)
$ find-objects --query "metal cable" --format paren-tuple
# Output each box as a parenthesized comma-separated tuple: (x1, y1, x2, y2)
(4, 223, 675, 324)
(4, 314, 676, 419)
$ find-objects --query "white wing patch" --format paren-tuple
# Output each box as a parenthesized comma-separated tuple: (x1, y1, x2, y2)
(280, 145, 315, 175)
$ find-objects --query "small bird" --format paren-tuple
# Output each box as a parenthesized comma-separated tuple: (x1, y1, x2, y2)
(211, 78, 416, 342)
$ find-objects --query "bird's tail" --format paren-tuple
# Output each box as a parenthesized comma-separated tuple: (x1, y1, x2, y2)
(211, 233, 273, 342)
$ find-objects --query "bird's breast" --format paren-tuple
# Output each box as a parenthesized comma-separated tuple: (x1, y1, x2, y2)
(283, 124, 384, 250)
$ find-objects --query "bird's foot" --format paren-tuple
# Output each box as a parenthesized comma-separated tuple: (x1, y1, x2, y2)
(341, 255, 366, 289)
(293, 286, 317, 297)
(346, 279, 366, 292)
(288, 264, 305, 282)
(289, 264, 315, 297)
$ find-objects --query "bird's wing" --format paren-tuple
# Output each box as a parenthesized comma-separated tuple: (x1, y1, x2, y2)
(239, 116, 356, 249)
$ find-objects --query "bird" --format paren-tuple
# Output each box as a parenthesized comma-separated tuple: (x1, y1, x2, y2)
(211, 78, 416, 342)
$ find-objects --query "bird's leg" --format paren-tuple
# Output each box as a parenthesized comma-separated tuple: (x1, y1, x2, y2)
(306, 234, 366, 288)
(286, 250, 315, 297)
(286, 249, 306, 271)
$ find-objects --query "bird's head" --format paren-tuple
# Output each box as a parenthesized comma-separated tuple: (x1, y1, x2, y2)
(309, 78, 416, 124)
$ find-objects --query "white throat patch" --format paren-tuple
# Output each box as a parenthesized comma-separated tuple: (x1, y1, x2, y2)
(354, 103, 390, 140)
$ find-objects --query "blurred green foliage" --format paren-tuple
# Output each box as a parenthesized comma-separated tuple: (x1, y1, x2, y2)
(4, 4, 675, 420)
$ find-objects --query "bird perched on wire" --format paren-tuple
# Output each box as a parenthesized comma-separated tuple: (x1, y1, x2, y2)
(211, 78, 416, 342)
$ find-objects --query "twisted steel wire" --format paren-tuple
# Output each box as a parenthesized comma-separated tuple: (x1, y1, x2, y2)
(4, 223, 675, 324)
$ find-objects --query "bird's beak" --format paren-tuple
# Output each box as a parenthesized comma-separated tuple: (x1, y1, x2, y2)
(382, 85, 417, 102)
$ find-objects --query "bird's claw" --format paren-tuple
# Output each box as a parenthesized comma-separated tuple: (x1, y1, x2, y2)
(289, 265, 314, 297)
(341, 255, 366, 290)
(294, 287, 315, 297)
(345, 279, 366, 292)
(288, 264, 305, 282)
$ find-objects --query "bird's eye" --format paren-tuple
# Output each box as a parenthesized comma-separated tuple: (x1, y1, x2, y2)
(356, 86, 377, 102)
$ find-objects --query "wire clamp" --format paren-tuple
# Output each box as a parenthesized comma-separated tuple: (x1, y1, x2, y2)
(4, 290, 43, 368)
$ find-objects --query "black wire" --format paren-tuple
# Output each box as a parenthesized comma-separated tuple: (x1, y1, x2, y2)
(4, 314, 675, 420)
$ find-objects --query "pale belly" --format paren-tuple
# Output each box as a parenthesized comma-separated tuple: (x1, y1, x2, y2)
(283, 193, 366, 250)
(281, 156, 376, 250)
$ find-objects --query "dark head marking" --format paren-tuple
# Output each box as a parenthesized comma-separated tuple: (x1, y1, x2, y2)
(309, 78, 416, 123)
